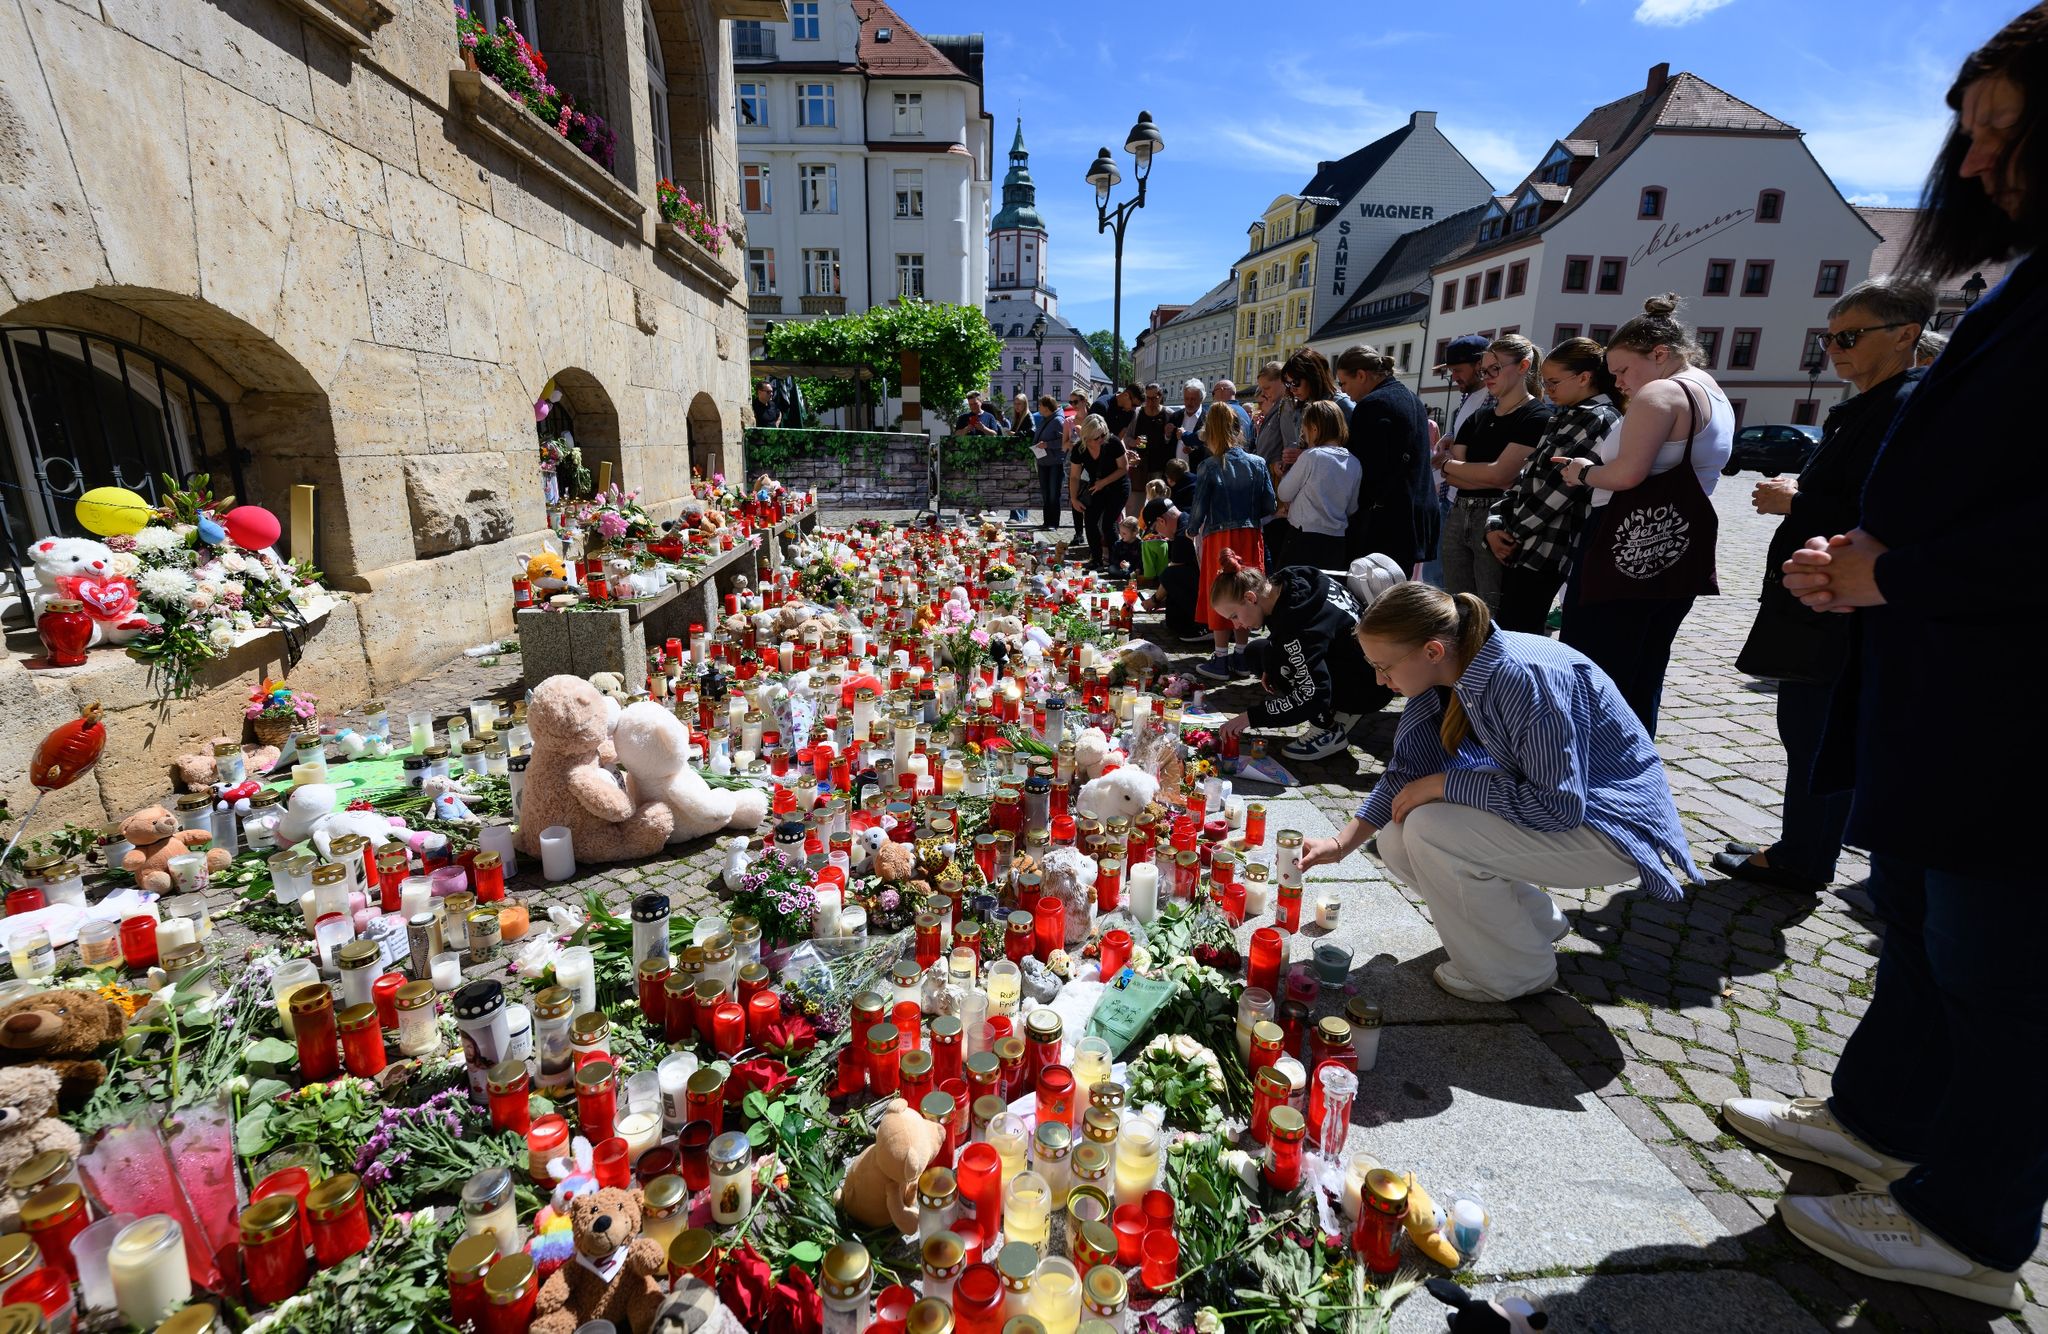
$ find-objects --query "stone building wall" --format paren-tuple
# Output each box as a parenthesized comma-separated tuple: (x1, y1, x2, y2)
(0, 0, 764, 823)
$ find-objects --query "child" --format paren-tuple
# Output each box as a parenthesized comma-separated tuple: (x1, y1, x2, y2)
(1275, 400, 1362, 571)
(1108, 515, 1144, 580)
(1139, 481, 1173, 586)
(1142, 496, 1205, 641)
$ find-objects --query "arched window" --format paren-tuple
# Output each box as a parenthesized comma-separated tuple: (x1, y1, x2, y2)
(643, 0, 672, 184)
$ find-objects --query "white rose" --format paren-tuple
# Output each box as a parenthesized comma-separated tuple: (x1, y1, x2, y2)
(208, 622, 235, 651)
(109, 551, 140, 577)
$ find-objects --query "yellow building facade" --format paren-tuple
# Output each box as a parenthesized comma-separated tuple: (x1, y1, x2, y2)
(1234, 196, 1320, 385)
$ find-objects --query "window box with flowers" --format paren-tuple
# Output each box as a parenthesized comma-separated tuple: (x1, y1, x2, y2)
(655, 181, 742, 293)
(450, 10, 643, 230)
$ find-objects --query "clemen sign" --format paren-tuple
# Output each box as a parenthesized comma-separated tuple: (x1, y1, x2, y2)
(1329, 204, 1439, 297)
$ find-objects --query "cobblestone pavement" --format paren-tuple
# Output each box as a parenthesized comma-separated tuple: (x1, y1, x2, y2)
(325, 489, 2038, 1333)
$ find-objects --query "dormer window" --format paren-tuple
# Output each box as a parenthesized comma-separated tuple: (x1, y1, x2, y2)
(1514, 205, 1538, 231)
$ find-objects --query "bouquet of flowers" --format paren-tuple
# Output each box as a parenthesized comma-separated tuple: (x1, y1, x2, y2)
(657, 179, 727, 254)
(122, 475, 328, 702)
(729, 846, 817, 946)
(456, 8, 615, 168)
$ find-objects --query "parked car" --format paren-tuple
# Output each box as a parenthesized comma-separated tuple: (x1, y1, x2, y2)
(1723, 423, 1822, 477)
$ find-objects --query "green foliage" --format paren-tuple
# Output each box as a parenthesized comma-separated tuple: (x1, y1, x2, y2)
(1, 821, 100, 872)
(1086, 330, 1132, 387)
(743, 427, 902, 479)
(244, 1210, 466, 1334)
(235, 1075, 384, 1177)
(74, 955, 281, 1136)
(763, 301, 1004, 420)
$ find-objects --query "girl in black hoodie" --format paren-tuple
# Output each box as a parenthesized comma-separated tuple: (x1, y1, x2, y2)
(1209, 552, 1390, 761)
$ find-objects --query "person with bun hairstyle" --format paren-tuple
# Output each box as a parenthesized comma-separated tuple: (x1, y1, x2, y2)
(1186, 404, 1276, 670)
(1552, 294, 1733, 733)
(1206, 552, 1389, 762)
(1485, 338, 1623, 633)
(1296, 582, 1695, 1001)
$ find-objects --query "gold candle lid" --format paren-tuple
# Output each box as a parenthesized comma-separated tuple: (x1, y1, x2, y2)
(1082, 1107, 1119, 1142)
(152, 1308, 223, 1334)
(573, 1060, 616, 1092)
(920, 1230, 964, 1271)
(0, 1236, 37, 1286)
(643, 1174, 688, 1217)
(482, 1252, 536, 1303)
(907, 1299, 955, 1334)
(1083, 1264, 1129, 1310)
(534, 985, 574, 1019)
(5, 1150, 71, 1199)
(819, 1241, 872, 1299)
(307, 1172, 364, 1219)
(239, 1194, 300, 1245)
(917, 1165, 957, 1204)
(447, 1231, 500, 1283)
(396, 980, 435, 1010)
(1317, 1015, 1353, 1045)
(669, 1228, 716, 1273)
(996, 1240, 1038, 1285)
(1072, 1143, 1110, 1177)
(18, 1183, 81, 1228)
(1366, 1167, 1410, 1210)
(571, 1012, 611, 1044)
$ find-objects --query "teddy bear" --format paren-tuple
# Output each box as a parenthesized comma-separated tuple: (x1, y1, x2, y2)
(119, 805, 230, 893)
(169, 739, 282, 792)
(527, 1185, 670, 1334)
(1072, 727, 1116, 782)
(870, 839, 916, 885)
(0, 1066, 83, 1230)
(0, 988, 128, 1110)
(26, 535, 154, 647)
(1423, 1280, 1547, 1332)
(1078, 766, 1158, 825)
(270, 784, 419, 858)
(612, 702, 768, 845)
(1039, 845, 1098, 948)
(516, 676, 673, 865)
(838, 1097, 946, 1234)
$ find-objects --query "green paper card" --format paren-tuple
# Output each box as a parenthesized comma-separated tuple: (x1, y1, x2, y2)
(1086, 974, 1178, 1058)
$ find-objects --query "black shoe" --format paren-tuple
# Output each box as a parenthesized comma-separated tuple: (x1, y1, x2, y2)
(1724, 841, 1761, 857)
(1710, 850, 1825, 893)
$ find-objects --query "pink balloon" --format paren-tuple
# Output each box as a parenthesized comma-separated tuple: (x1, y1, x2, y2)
(535, 400, 551, 422)
(222, 504, 281, 550)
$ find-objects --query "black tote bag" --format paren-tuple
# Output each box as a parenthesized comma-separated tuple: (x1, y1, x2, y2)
(1580, 380, 1720, 603)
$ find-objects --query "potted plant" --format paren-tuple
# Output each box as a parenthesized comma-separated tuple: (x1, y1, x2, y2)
(247, 678, 317, 746)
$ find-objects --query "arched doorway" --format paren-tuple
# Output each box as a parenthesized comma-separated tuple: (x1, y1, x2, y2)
(538, 367, 621, 503)
(687, 392, 725, 482)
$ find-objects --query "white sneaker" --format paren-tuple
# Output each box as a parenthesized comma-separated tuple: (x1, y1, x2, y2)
(1720, 1097, 1916, 1188)
(1778, 1190, 2019, 1308)
(1432, 961, 1556, 1003)
(1283, 724, 1351, 761)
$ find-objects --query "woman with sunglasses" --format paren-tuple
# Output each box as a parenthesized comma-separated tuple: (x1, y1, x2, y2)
(1440, 335, 1553, 614)
(1552, 295, 1733, 734)
(1295, 581, 1694, 1001)
(1718, 277, 1932, 896)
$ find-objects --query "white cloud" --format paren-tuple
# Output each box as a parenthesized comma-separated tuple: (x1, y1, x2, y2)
(1633, 0, 1735, 25)
(1845, 191, 1893, 207)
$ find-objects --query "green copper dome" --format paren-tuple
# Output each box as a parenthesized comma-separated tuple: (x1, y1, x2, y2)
(991, 118, 1045, 233)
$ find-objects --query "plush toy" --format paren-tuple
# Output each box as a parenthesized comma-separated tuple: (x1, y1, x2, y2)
(612, 702, 769, 845)
(271, 784, 414, 857)
(519, 541, 578, 599)
(423, 774, 482, 824)
(170, 739, 282, 791)
(648, 1278, 750, 1334)
(1423, 1280, 1547, 1333)
(1072, 727, 1115, 782)
(870, 839, 916, 885)
(587, 672, 630, 705)
(119, 805, 230, 893)
(515, 676, 673, 864)
(0, 1066, 83, 1230)
(1402, 1175, 1464, 1267)
(0, 988, 128, 1110)
(838, 1097, 946, 1234)
(527, 1185, 670, 1334)
(1038, 846, 1098, 948)
(1077, 766, 1158, 824)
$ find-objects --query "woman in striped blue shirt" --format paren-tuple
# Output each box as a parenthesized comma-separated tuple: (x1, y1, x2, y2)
(1299, 582, 1697, 1001)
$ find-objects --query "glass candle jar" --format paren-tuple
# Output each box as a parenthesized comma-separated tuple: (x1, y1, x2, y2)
(484, 1059, 532, 1136)
(900, 1049, 935, 1111)
(987, 1112, 1029, 1193)
(338, 1003, 386, 1078)
(446, 1232, 499, 1332)
(631, 891, 673, 967)
(307, 1173, 372, 1267)
(996, 1241, 1037, 1321)
(1035, 1066, 1076, 1131)
(918, 1165, 960, 1245)
(1032, 1122, 1072, 1207)
(819, 1241, 873, 1334)
(108, 1216, 190, 1329)
(20, 1184, 88, 1281)
(570, 1010, 612, 1068)
(1263, 1107, 1307, 1192)
(481, 1252, 537, 1334)
(526, 1116, 569, 1185)
(1353, 1168, 1409, 1276)
(708, 1132, 753, 1226)
(921, 1231, 966, 1306)
(668, 1228, 720, 1290)
(930, 1016, 964, 1087)
(955, 1143, 1003, 1232)
(641, 1175, 688, 1255)
(1004, 1171, 1052, 1254)
(1111, 1116, 1159, 1205)
(574, 1061, 619, 1144)
(953, 1262, 1004, 1334)
(1023, 1010, 1062, 1087)
(1028, 1256, 1081, 1334)
(1070, 1144, 1110, 1203)
(289, 983, 341, 1084)
(460, 1166, 521, 1257)
(866, 1024, 903, 1097)
(685, 1068, 726, 1136)
(453, 979, 510, 1093)
(395, 981, 439, 1058)
(1346, 998, 1383, 1073)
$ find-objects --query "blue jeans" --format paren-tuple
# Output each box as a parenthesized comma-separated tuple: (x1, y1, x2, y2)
(1418, 494, 1453, 585)
(1829, 855, 2048, 1272)
(1769, 680, 1853, 882)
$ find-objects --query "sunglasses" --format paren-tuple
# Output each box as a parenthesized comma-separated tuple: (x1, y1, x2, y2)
(1816, 323, 1909, 351)
(1281, 376, 1301, 389)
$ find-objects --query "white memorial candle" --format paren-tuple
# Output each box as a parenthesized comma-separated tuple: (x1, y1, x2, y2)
(479, 824, 517, 872)
(540, 826, 576, 881)
(1127, 863, 1160, 923)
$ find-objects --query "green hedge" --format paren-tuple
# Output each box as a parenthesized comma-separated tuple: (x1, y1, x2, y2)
(744, 428, 1039, 479)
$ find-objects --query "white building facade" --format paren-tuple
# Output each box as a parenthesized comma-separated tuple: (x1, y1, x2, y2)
(1155, 276, 1240, 393)
(734, 0, 991, 335)
(1423, 65, 1882, 428)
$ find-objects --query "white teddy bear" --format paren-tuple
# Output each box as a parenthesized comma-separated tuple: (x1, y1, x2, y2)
(612, 701, 770, 844)
(1078, 766, 1159, 824)
(26, 535, 152, 646)
(1072, 726, 1117, 782)
(1039, 845, 1099, 948)
(273, 783, 410, 857)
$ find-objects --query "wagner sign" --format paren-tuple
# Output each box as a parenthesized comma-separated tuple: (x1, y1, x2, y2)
(1328, 205, 1440, 296)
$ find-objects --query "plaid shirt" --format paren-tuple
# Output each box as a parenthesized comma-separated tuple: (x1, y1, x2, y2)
(1486, 395, 1620, 575)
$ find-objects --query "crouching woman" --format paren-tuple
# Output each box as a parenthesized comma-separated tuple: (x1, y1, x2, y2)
(1298, 583, 1698, 1001)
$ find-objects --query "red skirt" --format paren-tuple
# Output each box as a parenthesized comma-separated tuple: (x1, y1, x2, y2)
(1198, 527, 1265, 631)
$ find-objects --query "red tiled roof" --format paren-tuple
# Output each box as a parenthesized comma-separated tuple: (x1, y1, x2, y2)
(852, 0, 968, 78)
(1655, 73, 1794, 133)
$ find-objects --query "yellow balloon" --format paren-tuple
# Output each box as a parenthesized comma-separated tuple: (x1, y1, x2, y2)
(75, 486, 152, 537)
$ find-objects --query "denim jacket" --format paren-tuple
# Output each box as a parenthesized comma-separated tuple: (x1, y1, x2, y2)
(1187, 446, 1276, 537)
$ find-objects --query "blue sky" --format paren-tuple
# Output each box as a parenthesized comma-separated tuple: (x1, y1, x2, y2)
(895, 0, 2015, 340)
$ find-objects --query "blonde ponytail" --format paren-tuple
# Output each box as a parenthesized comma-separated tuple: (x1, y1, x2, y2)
(1356, 584, 1494, 753)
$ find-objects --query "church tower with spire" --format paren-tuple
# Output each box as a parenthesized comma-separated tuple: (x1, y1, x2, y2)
(989, 119, 1055, 313)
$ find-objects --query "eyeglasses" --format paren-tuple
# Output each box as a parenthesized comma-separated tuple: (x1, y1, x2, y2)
(1281, 376, 1300, 389)
(1478, 362, 1505, 380)
(1365, 642, 1428, 679)
(1817, 323, 1910, 351)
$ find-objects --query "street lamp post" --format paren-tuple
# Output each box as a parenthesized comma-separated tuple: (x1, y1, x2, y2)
(1086, 111, 1165, 393)
(1931, 270, 1989, 331)
(1030, 311, 1047, 404)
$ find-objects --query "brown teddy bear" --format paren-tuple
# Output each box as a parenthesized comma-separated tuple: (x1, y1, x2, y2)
(0, 1066, 83, 1230)
(0, 987, 129, 1110)
(528, 1185, 668, 1334)
(120, 805, 230, 893)
(870, 840, 915, 885)
(838, 1097, 946, 1234)
(169, 738, 282, 792)
(514, 676, 673, 866)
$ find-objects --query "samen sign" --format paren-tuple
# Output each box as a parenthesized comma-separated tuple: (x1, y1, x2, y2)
(1329, 204, 1439, 296)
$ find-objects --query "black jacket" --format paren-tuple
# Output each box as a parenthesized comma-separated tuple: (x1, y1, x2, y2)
(1345, 379, 1438, 568)
(1249, 566, 1373, 726)
(1814, 253, 2043, 877)
(1753, 368, 1921, 681)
